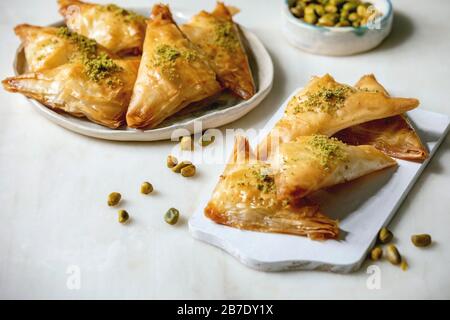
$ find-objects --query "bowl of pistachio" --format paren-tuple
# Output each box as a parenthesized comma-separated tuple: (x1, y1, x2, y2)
(283, 0, 393, 56)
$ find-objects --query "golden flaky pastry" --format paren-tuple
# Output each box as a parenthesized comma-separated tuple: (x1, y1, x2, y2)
(334, 75, 428, 162)
(126, 4, 222, 129)
(58, 0, 147, 56)
(272, 135, 397, 203)
(181, 2, 255, 100)
(3, 58, 140, 129)
(14, 24, 113, 73)
(258, 74, 420, 160)
(204, 136, 339, 240)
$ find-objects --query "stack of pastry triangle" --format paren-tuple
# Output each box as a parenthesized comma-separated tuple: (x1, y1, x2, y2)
(205, 74, 425, 240)
(257, 74, 423, 160)
(204, 136, 340, 240)
(3, 2, 258, 130)
(205, 134, 398, 240)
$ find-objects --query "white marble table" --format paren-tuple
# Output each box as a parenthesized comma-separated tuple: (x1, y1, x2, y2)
(0, 0, 449, 299)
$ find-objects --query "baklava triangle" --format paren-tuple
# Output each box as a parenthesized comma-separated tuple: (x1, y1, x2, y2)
(181, 2, 255, 100)
(58, 0, 147, 56)
(334, 74, 428, 162)
(258, 74, 419, 160)
(126, 4, 222, 129)
(272, 135, 397, 203)
(14, 24, 113, 72)
(3, 56, 139, 129)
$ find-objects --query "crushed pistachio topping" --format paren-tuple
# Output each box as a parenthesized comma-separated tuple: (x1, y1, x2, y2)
(214, 21, 239, 50)
(360, 87, 381, 93)
(307, 135, 348, 169)
(236, 165, 276, 194)
(36, 54, 46, 61)
(151, 44, 199, 79)
(252, 167, 276, 194)
(84, 53, 123, 83)
(153, 44, 181, 65)
(293, 86, 354, 114)
(57, 27, 122, 86)
(104, 4, 146, 23)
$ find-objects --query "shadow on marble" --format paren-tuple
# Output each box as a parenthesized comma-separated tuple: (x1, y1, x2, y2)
(387, 134, 449, 231)
(310, 166, 398, 223)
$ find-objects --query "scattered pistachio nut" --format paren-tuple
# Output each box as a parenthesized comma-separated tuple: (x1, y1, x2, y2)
(400, 259, 408, 271)
(199, 134, 216, 147)
(107, 192, 121, 207)
(167, 155, 178, 169)
(118, 210, 130, 224)
(378, 227, 393, 244)
(180, 136, 193, 151)
(165, 208, 180, 225)
(172, 161, 192, 173)
(181, 164, 196, 178)
(411, 234, 432, 247)
(370, 246, 383, 261)
(141, 182, 154, 195)
(386, 244, 401, 265)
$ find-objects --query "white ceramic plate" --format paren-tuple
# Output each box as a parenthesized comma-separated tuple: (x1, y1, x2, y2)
(189, 88, 450, 273)
(13, 8, 274, 141)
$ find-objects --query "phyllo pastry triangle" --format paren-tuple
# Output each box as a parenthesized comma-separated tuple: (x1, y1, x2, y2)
(204, 136, 339, 240)
(15, 24, 114, 73)
(3, 50, 139, 129)
(181, 2, 255, 100)
(258, 74, 419, 160)
(58, 0, 147, 56)
(126, 4, 222, 129)
(272, 135, 397, 203)
(334, 75, 428, 162)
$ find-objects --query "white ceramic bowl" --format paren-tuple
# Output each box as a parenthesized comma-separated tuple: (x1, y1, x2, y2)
(282, 0, 393, 56)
